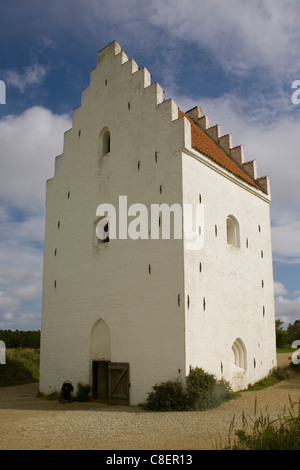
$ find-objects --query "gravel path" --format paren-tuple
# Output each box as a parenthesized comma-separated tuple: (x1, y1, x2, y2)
(0, 353, 299, 450)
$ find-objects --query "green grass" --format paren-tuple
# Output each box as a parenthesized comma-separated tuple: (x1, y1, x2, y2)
(0, 348, 40, 387)
(245, 367, 288, 392)
(277, 346, 294, 353)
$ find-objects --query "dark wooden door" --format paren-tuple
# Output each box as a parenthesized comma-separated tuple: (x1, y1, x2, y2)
(92, 361, 109, 401)
(108, 362, 130, 405)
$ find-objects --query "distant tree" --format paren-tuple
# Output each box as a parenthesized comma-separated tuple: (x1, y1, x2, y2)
(287, 320, 300, 345)
(275, 319, 288, 348)
(0, 330, 40, 348)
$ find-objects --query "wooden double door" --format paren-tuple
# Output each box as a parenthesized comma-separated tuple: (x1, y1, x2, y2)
(92, 361, 130, 405)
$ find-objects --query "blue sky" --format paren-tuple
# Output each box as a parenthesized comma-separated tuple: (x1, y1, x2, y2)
(0, 0, 300, 330)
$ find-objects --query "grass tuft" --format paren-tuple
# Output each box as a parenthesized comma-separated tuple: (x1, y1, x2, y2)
(216, 396, 300, 450)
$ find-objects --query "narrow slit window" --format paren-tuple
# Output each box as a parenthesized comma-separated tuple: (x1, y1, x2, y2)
(102, 130, 110, 155)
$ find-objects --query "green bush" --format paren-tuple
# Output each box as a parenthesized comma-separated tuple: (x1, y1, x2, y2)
(272, 366, 288, 381)
(186, 368, 232, 411)
(142, 367, 233, 412)
(74, 383, 91, 402)
(185, 367, 217, 410)
(141, 379, 188, 411)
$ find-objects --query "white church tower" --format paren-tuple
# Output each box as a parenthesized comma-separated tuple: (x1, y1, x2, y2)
(40, 41, 277, 405)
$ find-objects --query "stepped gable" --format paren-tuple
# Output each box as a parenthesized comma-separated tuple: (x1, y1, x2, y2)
(93, 43, 268, 195)
(179, 108, 268, 194)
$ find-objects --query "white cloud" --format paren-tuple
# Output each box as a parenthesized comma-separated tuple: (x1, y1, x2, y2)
(4, 64, 48, 93)
(274, 281, 288, 296)
(271, 221, 300, 264)
(0, 106, 71, 330)
(0, 106, 71, 213)
(73, 0, 300, 80)
(275, 295, 300, 325)
(143, 0, 300, 77)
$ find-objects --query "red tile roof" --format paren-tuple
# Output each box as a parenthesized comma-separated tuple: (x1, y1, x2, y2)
(179, 110, 263, 192)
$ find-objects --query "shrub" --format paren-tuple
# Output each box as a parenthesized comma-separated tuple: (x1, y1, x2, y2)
(142, 367, 233, 412)
(186, 367, 232, 411)
(74, 383, 91, 402)
(272, 366, 288, 381)
(142, 379, 188, 411)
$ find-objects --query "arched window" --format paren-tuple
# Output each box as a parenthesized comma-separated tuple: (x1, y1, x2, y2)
(226, 215, 240, 247)
(99, 128, 111, 156)
(232, 338, 247, 371)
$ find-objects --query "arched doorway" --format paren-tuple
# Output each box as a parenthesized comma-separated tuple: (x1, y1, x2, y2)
(90, 319, 130, 404)
(90, 319, 111, 401)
